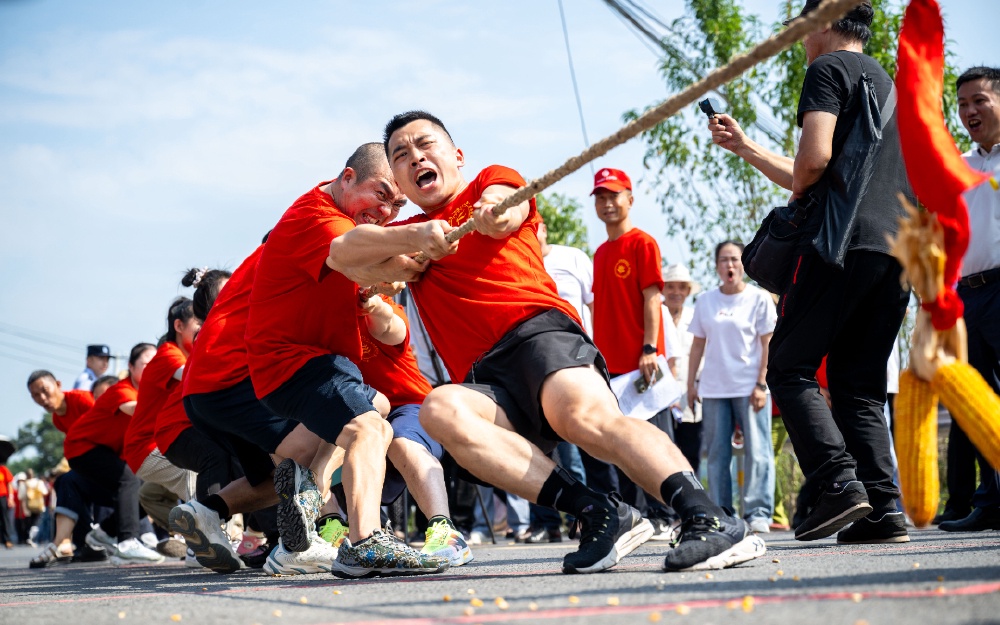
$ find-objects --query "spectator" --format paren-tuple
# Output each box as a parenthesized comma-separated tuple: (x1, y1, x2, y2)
(18, 469, 49, 546)
(0, 463, 13, 548)
(687, 241, 777, 533)
(938, 66, 1000, 532)
(661, 263, 702, 471)
(589, 167, 677, 540)
(73, 344, 111, 392)
(708, 0, 912, 543)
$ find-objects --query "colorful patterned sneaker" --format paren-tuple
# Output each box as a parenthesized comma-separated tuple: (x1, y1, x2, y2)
(664, 513, 767, 571)
(85, 525, 116, 552)
(317, 514, 350, 549)
(110, 538, 166, 565)
(169, 501, 246, 574)
(274, 458, 322, 553)
(264, 536, 338, 576)
(562, 492, 654, 574)
(29, 542, 73, 568)
(331, 529, 450, 579)
(421, 516, 474, 566)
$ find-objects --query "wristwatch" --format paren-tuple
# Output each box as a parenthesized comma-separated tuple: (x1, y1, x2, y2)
(642, 344, 656, 355)
(755, 382, 768, 391)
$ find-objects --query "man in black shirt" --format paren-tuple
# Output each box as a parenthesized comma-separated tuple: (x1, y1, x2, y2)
(707, 0, 911, 544)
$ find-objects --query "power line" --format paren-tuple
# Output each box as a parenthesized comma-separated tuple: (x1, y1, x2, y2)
(557, 0, 594, 177)
(0, 322, 84, 352)
(0, 349, 77, 373)
(0, 339, 80, 369)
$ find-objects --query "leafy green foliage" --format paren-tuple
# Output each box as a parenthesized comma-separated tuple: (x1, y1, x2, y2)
(628, 0, 967, 283)
(8, 413, 64, 475)
(535, 192, 591, 254)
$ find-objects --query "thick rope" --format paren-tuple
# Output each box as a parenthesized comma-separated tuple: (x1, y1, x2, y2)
(359, 0, 860, 298)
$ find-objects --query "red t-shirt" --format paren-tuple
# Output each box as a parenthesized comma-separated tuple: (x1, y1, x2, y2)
(63, 377, 137, 460)
(246, 184, 362, 398)
(356, 297, 432, 407)
(123, 341, 185, 472)
(592, 228, 666, 374)
(183, 245, 262, 397)
(0, 466, 12, 498)
(52, 389, 95, 435)
(397, 166, 580, 382)
(154, 379, 190, 454)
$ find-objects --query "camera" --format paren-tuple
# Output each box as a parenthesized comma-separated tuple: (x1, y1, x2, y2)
(698, 97, 724, 119)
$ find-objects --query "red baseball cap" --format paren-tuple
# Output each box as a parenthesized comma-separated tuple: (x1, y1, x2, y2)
(591, 168, 632, 195)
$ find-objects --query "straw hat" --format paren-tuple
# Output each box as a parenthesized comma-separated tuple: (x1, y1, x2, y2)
(661, 264, 701, 296)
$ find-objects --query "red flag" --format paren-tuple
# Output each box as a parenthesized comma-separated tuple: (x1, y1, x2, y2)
(896, 0, 988, 330)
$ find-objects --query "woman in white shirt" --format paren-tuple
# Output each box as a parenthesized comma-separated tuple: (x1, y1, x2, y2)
(688, 241, 777, 533)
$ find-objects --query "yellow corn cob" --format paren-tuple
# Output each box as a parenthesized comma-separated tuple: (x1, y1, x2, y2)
(932, 361, 1000, 472)
(894, 369, 940, 527)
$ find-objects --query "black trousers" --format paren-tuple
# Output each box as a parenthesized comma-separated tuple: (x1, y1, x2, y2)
(768, 250, 907, 514)
(68, 445, 141, 542)
(164, 427, 244, 502)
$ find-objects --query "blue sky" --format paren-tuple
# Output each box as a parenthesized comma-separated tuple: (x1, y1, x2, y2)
(0, 0, 990, 439)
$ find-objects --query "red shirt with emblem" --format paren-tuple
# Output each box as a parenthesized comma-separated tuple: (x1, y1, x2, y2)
(395, 166, 580, 382)
(123, 341, 185, 472)
(246, 184, 362, 398)
(183, 245, 262, 397)
(592, 227, 665, 374)
(53, 389, 95, 435)
(63, 377, 137, 460)
(355, 296, 432, 407)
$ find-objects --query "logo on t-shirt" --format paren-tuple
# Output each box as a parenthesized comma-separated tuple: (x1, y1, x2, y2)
(448, 201, 474, 228)
(614, 259, 631, 279)
(359, 334, 378, 362)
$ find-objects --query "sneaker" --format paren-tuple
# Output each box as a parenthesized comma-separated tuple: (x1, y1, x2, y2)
(794, 481, 873, 541)
(169, 501, 245, 574)
(562, 492, 654, 574)
(274, 458, 322, 553)
(525, 527, 563, 543)
(664, 514, 767, 571)
(241, 542, 277, 569)
(748, 518, 771, 533)
(29, 542, 73, 568)
(236, 531, 267, 556)
(111, 538, 166, 565)
(466, 530, 487, 546)
(837, 511, 911, 544)
(140, 532, 158, 550)
(317, 514, 350, 549)
(71, 545, 108, 563)
(85, 526, 116, 552)
(264, 536, 338, 576)
(649, 516, 681, 542)
(331, 529, 449, 579)
(421, 517, 474, 566)
(156, 536, 188, 559)
(185, 548, 203, 568)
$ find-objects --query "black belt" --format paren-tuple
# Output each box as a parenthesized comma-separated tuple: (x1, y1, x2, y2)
(958, 267, 1000, 289)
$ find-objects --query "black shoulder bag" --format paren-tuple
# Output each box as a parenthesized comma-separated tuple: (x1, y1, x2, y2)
(743, 53, 897, 293)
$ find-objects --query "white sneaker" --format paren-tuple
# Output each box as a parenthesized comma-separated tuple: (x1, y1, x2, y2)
(140, 532, 159, 549)
(85, 525, 116, 552)
(748, 518, 771, 533)
(111, 538, 166, 565)
(263, 536, 338, 576)
(169, 500, 246, 574)
(185, 548, 203, 568)
(466, 530, 487, 546)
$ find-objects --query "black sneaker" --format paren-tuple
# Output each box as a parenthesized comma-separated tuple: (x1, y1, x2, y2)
(71, 544, 109, 563)
(837, 511, 910, 544)
(794, 480, 872, 541)
(648, 515, 681, 542)
(562, 492, 654, 574)
(664, 514, 767, 571)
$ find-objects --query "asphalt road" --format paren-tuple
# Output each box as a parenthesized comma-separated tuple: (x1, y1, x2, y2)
(1, 528, 998, 625)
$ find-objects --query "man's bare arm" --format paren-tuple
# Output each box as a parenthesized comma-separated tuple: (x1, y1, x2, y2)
(471, 184, 531, 239)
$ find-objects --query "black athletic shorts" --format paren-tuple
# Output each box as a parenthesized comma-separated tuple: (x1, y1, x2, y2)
(461, 308, 610, 454)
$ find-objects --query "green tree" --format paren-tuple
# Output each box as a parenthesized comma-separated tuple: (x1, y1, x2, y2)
(626, 0, 967, 283)
(9, 413, 64, 475)
(535, 192, 591, 255)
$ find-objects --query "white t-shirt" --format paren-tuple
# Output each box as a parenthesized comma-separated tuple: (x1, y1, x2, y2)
(961, 145, 1000, 277)
(543, 244, 595, 335)
(689, 284, 777, 398)
(661, 304, 692, 383)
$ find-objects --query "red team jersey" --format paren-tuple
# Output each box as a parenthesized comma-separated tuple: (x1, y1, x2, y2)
(53, 389, 95, 435)
(355, 296, 432, 407)
(63, 377, 137, 460)
(397, 166, 580, 382)
(246, 185, 362, 399)
(154, 379, 190, 454)
(183, 245, 263, 398)
(592, 228, 665, 374)
(123, 341, 185, 472)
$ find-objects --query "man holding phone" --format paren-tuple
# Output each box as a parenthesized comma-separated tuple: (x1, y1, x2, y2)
(590, 168, 677, 539)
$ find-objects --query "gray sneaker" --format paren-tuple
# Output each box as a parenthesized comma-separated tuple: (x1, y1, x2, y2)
(331, 529, 449, 579)
(274, 458, 322, 553)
